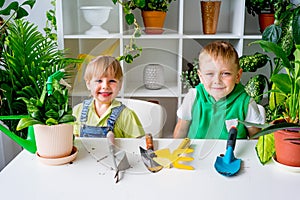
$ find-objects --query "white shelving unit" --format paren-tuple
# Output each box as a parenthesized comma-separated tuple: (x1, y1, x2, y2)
(56, 0, 265, 137)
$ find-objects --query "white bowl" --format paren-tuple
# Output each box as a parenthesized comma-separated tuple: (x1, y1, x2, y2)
(80, 6, 113, 34)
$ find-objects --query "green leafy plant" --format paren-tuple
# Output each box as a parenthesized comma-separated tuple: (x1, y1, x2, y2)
(246, 0, 277, 16)
(239, 2, 300, 165)
(239, 52, 271, 104)
(241, 1, 299, 117)
(0, 0, 36, 30)
(0, 19, 81, 137)
(181, 59, 200, 89)
(112, 0, 176, 26)
(44, 0, 57, 42)
(241, 40, 300, 164)
(16, 70, 76, 131)
(112, 0, 176, 63)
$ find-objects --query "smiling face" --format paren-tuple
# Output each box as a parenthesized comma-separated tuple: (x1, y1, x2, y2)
(87, 70, 122, 104)
(198, 54, 242, 101)
(84, 56, 123, 104)
(197, 41, 242, 101)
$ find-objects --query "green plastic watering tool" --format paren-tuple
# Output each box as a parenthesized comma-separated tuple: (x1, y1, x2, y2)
(0, 115, 36, 153)
(46, 69, 65, 95)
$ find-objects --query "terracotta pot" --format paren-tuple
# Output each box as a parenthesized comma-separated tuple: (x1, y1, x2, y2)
(34, 124, 74, 159)
(258, 13, 274, 33)
(142, 11, 166, 34)
(200, 1, 221, 34)
(274, 129, 300, 167)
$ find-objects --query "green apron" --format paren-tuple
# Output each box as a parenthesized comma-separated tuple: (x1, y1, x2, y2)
(188, 83, 250, 139)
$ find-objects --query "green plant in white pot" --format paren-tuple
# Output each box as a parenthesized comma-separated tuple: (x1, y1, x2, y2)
(0, 18, 81, 155)
(16, 69, 76, 159)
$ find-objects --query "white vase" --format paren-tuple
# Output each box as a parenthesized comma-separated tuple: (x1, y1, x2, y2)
(143, 64, 165, 90)
(34, 124, 73, 158)
(80, 6, 112, 34)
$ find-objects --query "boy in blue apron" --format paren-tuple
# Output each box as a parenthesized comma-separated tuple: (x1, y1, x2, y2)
(73, 56, 145, 138)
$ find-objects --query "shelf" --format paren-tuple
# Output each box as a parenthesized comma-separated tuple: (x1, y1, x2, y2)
(64, 33, 122, 39)
(124, 82, 178, 97)
(57, 0, 263, 136)
(182, 33, 242, 39)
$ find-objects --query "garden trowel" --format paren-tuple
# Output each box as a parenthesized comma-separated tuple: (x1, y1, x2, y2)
(139, 134, 163, 173)
(107, 131, 130, 183)
(214, 126, 241, 176)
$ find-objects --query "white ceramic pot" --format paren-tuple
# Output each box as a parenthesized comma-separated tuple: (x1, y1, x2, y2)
(34, 124, 73, 158)
(143, 64, 165, 90)
(80, 6, 112, 34)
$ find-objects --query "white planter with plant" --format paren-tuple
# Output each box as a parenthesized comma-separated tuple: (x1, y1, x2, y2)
(16, 70, 76, 159)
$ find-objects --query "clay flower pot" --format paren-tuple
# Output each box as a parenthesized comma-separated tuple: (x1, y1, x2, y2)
(34, 124, 74, 159)
(274, 129, 300, 167)
(142, 11, 167, 34)
(258, 13, 275, 33)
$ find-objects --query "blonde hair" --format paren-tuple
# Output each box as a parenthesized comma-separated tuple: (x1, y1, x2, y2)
(84, 56, 123, 82)
(199, 41, 240, 70)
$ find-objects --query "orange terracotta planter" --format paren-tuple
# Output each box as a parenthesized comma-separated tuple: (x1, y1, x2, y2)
(258, 13, 275, 33)
(142, 11, 166, 34)
(274, 130, 300, 167)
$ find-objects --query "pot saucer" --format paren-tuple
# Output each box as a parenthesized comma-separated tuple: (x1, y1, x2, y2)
(144, 28, 164, 34)
(36, 146, 78, 166)
(272, 155, 300, 173)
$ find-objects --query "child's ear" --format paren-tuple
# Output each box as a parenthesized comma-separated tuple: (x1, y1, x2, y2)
(85, 81, 91, 90)
(197, 69, 203, 83)
(236, 68, 243, 83)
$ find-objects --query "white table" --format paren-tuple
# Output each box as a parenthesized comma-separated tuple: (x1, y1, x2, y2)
(0, 138, 299, 200)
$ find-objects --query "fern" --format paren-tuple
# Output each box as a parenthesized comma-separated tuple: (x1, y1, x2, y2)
(0, 19, 81, 137)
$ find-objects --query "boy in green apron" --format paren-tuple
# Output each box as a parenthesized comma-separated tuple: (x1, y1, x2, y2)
(174, 41, 265, 139)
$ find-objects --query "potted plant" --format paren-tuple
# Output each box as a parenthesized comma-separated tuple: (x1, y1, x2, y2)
(241, 40, 300, 167)
(15, 69, 76, 159)
(240, 1, 299, 114)
(0, 2, 82, 156)
(245, 0, 282, 33)
(112, 0, 176, 34)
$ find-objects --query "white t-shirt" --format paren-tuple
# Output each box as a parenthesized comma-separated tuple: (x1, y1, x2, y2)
(177, 88, 265, 127)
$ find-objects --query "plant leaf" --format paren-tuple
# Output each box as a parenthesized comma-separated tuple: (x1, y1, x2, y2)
(238, 120, 271, 129)
(262, 24, 282, 43)
(125, 13, 134, 25)
(255, 134, 275, 165)
(271, 73, 291, 95)
(293, 9, 300, 45)
(251, 123, 300, 138)
(16, 117, 43, 131)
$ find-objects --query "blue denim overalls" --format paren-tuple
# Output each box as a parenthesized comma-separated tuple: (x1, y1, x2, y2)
(80, 98, 126, 137)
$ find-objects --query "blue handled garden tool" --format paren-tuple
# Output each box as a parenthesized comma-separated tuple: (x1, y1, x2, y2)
(214, 126, 241, 176)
